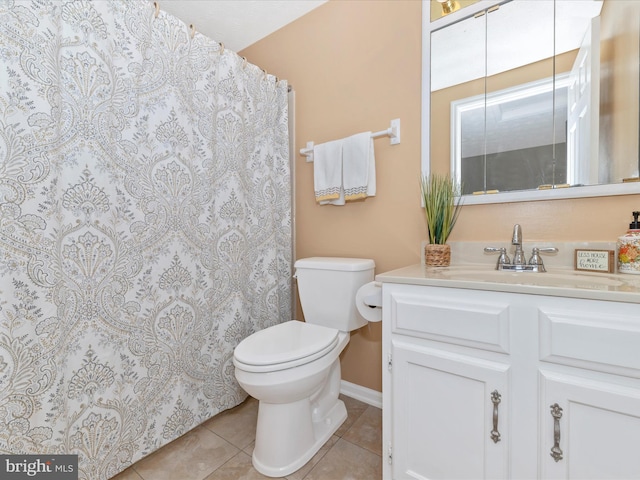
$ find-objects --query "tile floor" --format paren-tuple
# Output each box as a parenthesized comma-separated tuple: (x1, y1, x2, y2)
(111, 395, 382, 480)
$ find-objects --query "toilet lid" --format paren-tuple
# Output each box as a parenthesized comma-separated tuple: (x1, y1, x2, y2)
(234, 320, 339, 368)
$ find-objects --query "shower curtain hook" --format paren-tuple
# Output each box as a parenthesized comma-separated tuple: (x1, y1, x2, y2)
(262, 68, 268, 80)
(219, 42, 225, 54)
(242, 56, 248, 69)
(189, 24, 196, 38)
(153, 1, 160, 18)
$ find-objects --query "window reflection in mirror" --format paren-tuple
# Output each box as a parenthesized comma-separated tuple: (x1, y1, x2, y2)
(427, 0, 640, 202)
(455, 74, 569, 194)
(482, 1, 556, 194)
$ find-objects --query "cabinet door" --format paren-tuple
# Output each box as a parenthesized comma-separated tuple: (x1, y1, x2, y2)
(392, 340, 510, 480)
(540, 371, 640, 480)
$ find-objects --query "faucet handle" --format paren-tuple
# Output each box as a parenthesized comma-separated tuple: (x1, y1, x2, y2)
(535, 247, 559, 254)
(484, 247, 511, 270)
(528, 247, 559, 272)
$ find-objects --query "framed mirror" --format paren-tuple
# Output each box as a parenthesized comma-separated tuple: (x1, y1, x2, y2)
(422, 0, 640, 204)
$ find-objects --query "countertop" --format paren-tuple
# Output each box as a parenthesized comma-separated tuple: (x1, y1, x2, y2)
(376, 263, 640, 304)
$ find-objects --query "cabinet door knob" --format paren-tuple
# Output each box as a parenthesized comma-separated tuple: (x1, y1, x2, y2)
(490, 390, 501, 443)
(550, 403, 564, 462)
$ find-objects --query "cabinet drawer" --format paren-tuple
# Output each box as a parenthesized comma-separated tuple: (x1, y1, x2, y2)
(539, 304, 640, 378)
(389, 286, 511, 353)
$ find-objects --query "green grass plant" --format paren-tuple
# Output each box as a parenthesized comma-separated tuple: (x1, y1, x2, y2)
(420, 174, 463, 245)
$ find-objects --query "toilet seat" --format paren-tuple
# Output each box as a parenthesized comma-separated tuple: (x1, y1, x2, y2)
(234, 321, 339, 373)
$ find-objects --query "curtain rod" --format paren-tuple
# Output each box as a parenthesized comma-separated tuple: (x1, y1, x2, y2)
(152, 1, 288, 88)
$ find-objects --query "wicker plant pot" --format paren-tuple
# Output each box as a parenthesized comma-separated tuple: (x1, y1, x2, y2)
(424, 243, 451, 267)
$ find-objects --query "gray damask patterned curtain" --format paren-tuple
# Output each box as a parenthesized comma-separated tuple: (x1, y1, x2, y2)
(0, 1, 291, 478)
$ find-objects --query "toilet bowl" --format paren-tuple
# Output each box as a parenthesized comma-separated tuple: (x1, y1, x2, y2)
(234, 321, 349, 477)
(232, 257, 376, 478)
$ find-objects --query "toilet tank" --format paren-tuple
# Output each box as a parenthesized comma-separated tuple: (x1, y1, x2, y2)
(294, 257, 375, 332)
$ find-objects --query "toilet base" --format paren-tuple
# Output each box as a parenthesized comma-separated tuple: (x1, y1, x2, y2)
(252, 398, 347, 478)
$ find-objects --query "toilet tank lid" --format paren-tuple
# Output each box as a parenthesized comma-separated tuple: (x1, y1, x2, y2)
(294, 257, 375, 272)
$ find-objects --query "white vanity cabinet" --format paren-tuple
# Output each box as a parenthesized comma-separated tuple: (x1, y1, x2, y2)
(536, 301, 640, 480)
(381, 278, 640, 480)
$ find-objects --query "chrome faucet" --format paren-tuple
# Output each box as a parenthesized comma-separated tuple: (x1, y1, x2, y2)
(484, 224, 558, 272)
(511, 224, 527, 266)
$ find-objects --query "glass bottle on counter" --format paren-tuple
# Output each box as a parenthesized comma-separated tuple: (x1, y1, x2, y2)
(617, 211, 640, 274)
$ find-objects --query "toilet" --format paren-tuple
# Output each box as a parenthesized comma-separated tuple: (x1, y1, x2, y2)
(233, 257, 376, 478)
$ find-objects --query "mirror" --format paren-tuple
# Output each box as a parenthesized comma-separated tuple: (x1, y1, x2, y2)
(423, 0, 640, 204)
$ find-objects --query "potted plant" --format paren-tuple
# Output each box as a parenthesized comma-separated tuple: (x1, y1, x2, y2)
(420, 173, 463, 266)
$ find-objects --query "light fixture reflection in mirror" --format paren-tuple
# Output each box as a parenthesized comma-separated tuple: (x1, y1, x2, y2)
(438, 0, 460, 16)
(430, 0, 479, 23)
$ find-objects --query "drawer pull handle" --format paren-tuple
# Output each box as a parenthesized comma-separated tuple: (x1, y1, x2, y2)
(490, 390, 501, 443)
(550, 403, 564, 462)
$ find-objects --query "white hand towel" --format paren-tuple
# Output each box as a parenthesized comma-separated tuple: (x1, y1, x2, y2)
(343, 131, 375, 201)
(313, 139, 344, 204)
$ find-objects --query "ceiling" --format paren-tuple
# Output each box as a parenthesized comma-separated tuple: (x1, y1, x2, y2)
(157, 0, 328, 52)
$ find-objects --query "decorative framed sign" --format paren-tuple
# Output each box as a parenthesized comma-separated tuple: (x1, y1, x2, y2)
(574, 249, 615, 273)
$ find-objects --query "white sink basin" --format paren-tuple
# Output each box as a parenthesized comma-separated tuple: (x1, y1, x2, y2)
(437, 268, 625, 289)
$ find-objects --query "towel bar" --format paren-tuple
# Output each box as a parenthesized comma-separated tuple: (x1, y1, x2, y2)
(300, 118, 400, 162)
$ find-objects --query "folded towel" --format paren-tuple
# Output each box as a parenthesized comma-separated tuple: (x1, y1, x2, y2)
(313, 139, 344, 204)
(343, 131, 375, 201)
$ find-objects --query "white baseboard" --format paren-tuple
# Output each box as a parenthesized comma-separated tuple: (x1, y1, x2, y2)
(340, 380, 382, 409)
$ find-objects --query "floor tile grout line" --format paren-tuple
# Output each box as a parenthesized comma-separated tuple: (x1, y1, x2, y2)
(200, 421, 254, 452)
(340, 406, 370, 438)
(209, 450, 248, 478)
(299, 436, 382, 480)
(339, 435, 383, 459)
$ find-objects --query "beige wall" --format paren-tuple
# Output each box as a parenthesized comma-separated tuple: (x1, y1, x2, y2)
(241, 0, 640, 394)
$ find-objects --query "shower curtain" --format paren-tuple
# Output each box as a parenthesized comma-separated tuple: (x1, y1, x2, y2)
(0, 1, 291, 478)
